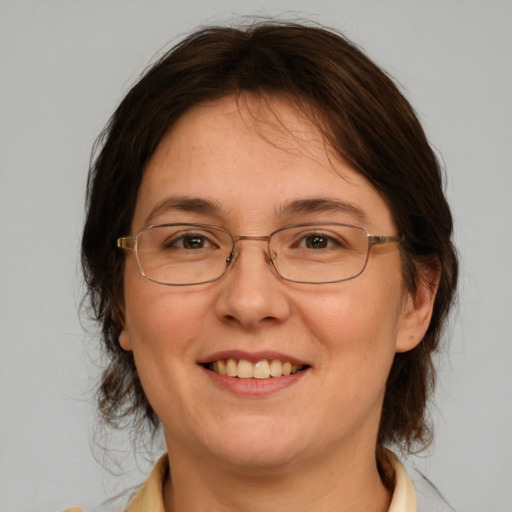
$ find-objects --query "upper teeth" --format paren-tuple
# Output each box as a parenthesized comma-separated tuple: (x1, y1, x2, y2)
(210, 359, 304, 379)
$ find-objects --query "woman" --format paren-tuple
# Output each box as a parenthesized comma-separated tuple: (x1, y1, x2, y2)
(80, 22, 458, 512)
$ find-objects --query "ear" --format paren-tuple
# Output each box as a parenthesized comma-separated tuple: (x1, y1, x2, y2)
(119, 328, 133, 351)
(395, 267, 440, 353)
(114, 303, 133, 351)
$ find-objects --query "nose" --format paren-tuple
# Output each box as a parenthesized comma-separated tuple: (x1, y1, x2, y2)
(214, 240, 291, 328)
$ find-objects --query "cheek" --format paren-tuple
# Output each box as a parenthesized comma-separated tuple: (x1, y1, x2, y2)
(285, 281, 403, 442)
(121, 280, 213, 420)
(297, 266, 405, 383)
(124, 287, 206, 354)
(301, 281, 403, 348)
(121, 258, 213, 376)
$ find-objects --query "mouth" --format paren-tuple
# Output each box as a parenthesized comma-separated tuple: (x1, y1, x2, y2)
(203, 358, 309, 380)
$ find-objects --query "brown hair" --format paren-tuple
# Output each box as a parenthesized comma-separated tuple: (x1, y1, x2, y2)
(82, 22, 458, 452)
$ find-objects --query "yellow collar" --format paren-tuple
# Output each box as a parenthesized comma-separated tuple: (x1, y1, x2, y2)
(126, 452, 417, 512)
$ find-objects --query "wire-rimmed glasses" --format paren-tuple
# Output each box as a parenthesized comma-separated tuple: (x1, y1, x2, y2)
(117, 222, 403, 286)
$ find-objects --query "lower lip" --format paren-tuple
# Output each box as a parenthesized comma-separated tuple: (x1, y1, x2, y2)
(201, 366, 309, 397)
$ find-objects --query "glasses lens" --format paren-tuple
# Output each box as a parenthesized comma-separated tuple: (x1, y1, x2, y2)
(135, 224, 233, 285)
(270, 224, 369, 283)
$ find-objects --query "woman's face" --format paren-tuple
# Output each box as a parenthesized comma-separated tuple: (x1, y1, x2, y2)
(120, 95, 427, 471)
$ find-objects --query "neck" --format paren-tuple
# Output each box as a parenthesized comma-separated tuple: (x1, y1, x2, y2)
(163, 441, 392, 512)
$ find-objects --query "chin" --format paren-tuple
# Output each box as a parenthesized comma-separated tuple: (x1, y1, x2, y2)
(216, 443, 304, 473)
(205, 417, 311, 470)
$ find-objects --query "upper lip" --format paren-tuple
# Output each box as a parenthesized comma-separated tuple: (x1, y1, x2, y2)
(198, 350, 311, 367)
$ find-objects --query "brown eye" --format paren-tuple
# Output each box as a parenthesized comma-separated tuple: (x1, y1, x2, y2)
(182, 235, 206, 249)
(161, 231, 216, 250)
(305, 235, 329, 249)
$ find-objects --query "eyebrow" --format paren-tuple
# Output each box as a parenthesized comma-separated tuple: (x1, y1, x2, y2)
(144, 196, 224, 226)
(278, 197, 368, 223)
(144, 195, 368, 226)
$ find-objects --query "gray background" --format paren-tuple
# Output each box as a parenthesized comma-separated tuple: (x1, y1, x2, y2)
(1, 1, 511, 511)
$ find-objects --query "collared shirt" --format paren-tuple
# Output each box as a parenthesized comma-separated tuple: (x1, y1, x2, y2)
(123, 452, 417, 512)
(63, 452, 419, 512)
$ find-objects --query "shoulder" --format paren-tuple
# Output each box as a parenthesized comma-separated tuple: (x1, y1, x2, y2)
(57, 454, 168, 512)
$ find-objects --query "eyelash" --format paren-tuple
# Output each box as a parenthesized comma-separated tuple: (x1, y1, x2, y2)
(293, 232, 349, 250)
(163, 232, 218, 250)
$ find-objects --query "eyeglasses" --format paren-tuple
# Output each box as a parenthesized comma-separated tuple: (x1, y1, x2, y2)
(117, 223, 403, 286)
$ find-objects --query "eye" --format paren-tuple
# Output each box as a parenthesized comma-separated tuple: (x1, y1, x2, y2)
(181, 234, 209, 249)
(163, 231, 218, 250)
(298, 232, 345, 250)
(303, 234, 331, 249)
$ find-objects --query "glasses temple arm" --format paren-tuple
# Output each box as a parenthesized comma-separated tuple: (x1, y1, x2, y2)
(117, 237, 136, 250)
(368, 234, 405, 246)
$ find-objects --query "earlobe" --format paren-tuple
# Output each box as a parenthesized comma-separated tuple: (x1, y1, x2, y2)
(119, 329, 133, 351)
(114, 302, 132, 351)
(395, 268, 440, 353)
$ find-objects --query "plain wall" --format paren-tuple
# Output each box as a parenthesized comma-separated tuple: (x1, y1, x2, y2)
(1, 1, 511, 511)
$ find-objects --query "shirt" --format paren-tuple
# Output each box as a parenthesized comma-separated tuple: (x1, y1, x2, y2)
(125, 452, 417, 512)
(64, 451, 419, 512)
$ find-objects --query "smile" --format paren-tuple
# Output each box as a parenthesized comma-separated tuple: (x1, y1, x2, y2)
(207, 359, 307, 379)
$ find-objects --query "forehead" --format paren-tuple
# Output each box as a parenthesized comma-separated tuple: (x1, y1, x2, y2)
(152, 94, 333, 169)
(133, 94, 395, 234)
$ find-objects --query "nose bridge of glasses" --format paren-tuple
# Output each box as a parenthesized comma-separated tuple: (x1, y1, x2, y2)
(226, 234, 274, 265)
(232, 235, 271, 243)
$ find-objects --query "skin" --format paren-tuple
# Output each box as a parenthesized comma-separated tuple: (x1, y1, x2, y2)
(119, 95, 436, 512)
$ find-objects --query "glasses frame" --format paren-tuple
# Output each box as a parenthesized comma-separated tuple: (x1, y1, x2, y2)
(117, 222, 404, 286)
